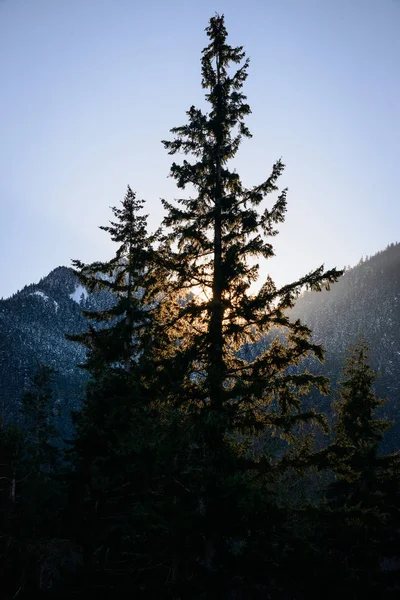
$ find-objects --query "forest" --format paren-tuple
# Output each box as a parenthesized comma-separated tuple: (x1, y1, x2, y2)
(1, 15, 399, 600)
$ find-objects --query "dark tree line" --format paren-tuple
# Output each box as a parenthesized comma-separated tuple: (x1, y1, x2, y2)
(1, 15, 399, 600)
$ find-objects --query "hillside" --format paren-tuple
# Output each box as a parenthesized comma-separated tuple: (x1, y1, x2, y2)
(291, 242, 400, 450)
(0, 266, 113, 436)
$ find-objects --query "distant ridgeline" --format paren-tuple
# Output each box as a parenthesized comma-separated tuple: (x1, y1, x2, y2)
(1, 243, 400, 449)
(0, 266, 115, 438)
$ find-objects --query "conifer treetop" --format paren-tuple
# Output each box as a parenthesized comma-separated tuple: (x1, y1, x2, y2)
(68, 186, 160, 374)
(335, 340, 391, 452)
(161, 13, 342, 344)
(159, 14, 343, 440)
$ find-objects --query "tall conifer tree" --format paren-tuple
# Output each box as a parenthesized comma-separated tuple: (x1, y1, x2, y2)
(158, 13, 343, 596)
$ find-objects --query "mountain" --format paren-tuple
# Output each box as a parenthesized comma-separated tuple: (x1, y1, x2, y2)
(0, 266, 113, 437)
(1, 243, 400, 449)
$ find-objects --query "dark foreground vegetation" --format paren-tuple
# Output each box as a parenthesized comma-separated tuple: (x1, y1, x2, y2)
(1, 15, 399, 599)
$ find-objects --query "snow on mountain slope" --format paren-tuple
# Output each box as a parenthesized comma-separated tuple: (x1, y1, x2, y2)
(29, 290, 59, 312)
(69, 285, 89, 304)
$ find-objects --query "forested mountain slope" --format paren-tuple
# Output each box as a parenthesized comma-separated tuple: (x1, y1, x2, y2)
(290, 242, 400, 450)
(0, 266, 113, 434)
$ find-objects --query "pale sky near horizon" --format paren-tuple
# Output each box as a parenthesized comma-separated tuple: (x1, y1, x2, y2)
(1, 0, 399, 299)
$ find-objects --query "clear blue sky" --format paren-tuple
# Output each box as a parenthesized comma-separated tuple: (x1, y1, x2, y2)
(1, 0, 399, 298)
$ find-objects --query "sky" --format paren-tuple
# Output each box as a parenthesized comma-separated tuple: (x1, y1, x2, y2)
(1, 0, 399, 299)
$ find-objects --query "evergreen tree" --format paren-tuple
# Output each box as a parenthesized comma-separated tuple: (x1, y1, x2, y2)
(70, 185, 158, 374)
(0, 423, 28, 599)
(67, 186, 161, 457)
(65, 187, 171, 597)
(156, 13, 343, 597)
(335, 340, 390, 455)
(0, 365, 53, 524)
(18, 363, 61, 539)
(318, 342, 400, 597)
(328, 341, 396, 508)
(0, 367, 63, 599)
(20, 363, 58, 471)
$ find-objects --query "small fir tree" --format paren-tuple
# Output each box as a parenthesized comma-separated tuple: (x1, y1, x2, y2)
(335, 341, 390, 456)
(319, 342, 400, 597)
